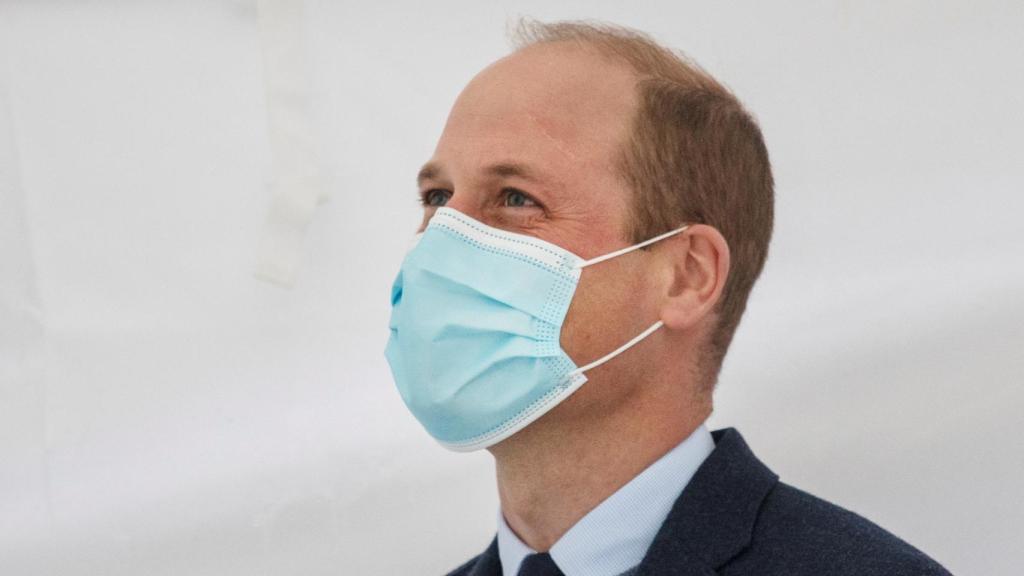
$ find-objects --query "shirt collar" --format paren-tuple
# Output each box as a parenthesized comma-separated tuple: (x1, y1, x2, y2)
(496, 423, 715, 576)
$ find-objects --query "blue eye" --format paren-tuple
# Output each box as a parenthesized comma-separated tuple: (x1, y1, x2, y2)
(423, 189, 451, 207)
(503, 189, 536, 208)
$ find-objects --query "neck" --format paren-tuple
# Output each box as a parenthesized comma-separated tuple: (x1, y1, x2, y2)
(490, 383, 711, 551)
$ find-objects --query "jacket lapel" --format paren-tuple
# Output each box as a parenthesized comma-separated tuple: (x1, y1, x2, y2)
(466, 537, 502, 576)
(633, 428, 779, 576)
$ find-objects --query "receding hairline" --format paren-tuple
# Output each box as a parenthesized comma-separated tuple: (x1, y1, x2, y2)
(507, 18, 726, 93)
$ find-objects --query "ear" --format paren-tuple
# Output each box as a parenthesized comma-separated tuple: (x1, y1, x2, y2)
(657, 224, 730, 331)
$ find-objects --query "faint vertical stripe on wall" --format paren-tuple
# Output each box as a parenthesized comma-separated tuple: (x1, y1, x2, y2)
(0, 24, 56, 566)
(253, 0, 327, 287)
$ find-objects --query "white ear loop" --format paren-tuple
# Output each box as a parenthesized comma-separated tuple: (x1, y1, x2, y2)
(575, 225, 689, 269)
(566, 223, 690, 376)
(568, 320, 665, 376)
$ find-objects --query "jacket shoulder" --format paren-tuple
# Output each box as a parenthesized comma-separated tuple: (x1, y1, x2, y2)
(726, 481, 952, 575)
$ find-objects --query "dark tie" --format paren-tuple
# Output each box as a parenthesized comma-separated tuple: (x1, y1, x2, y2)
(517, 552, 564, 576)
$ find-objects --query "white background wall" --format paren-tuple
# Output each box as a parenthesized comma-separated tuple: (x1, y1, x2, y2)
(1, 1, 1021, 574)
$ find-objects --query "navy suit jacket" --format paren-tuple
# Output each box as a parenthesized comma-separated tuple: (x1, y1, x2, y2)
(447, 428, 952, 576)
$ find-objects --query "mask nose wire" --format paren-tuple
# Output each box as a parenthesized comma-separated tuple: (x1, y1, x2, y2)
(574, 225, 690, 269)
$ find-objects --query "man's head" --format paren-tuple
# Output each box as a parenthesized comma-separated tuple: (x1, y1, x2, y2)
(415, 20, 773, 441)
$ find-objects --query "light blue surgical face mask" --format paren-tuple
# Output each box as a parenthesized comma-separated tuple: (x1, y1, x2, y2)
(384, 207, 688, 451)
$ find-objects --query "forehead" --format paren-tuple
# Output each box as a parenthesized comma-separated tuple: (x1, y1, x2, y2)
(433, 44, 638, 173)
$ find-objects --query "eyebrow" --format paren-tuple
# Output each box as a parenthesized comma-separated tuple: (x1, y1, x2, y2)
(416, 162, 442, 187)
(416, 161, 545, 187)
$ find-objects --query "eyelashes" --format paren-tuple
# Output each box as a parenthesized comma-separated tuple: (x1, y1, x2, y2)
(418, 188, 542, 209)
(420, 189, 451, 207)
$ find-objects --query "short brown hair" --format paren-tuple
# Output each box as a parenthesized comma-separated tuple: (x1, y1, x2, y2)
(512, 20, 774, 389)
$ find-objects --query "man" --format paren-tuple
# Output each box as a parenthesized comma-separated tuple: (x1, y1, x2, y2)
(384, 20, 952, 576)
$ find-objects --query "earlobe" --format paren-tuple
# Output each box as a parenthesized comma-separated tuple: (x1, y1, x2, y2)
(659, 224, 730, 331)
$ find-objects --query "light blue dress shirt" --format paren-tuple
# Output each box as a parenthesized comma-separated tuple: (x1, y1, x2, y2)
(496, 424, 715, 576)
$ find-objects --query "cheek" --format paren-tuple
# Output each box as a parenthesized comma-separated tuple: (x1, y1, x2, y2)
(558, 258, 655, 365)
